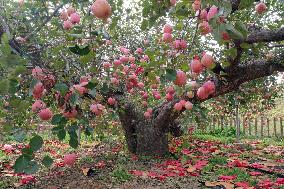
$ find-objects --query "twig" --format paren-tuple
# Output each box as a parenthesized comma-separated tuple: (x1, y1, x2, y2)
(25, 3, 64, 40)
(0, 14, 11, 38)
(187, 12, 200, 55)
(267, 44, 284, 48)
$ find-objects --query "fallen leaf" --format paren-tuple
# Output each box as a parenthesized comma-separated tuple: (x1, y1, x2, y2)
(186, 166, 196, 173)
(205, 181, 234, 189)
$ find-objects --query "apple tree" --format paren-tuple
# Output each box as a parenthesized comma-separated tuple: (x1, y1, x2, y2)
(0, 1, 284, 173)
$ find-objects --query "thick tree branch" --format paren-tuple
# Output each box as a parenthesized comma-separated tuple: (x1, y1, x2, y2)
(154, 55, 284, 130)
(246, 27, 284, 44)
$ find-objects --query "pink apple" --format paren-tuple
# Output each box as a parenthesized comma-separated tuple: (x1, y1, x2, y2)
(184, 101, 193, 110)
(69, 13, 80, 24)
(174, 102, 183, 111)
(255, 2, 267, 14)
(63, 153, 76, 166)
(190, 59, 204, 74)
(207, 5, 218, 21)
(174, 70, 187, 86)
(32, 100, 46, 112)
(39, 108, 53, 121)
(201, 53, 214, 68)
(163, 24, 173, 34)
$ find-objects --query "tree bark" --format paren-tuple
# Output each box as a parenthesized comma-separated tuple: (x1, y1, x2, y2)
(118, 102, 183, 156)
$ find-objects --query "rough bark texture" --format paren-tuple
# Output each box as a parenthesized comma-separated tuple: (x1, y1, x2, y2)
(117, 102, 169, 156)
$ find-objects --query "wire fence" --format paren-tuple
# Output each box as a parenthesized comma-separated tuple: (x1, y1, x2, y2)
(196, 116, 284, 138)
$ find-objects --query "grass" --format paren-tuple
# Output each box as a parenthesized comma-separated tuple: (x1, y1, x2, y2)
(208, 156, 228, 165)
(192, 134, 236, 144)
(110, 166, 132, 182)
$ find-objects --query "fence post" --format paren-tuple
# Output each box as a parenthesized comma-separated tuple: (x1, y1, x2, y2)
(281, 118, 283, 137)
(249, 119, 252, 136)
(77, 126, 81, 145)
(221, 117, 224, 130)
(243, 115, 246, 135)
(267, 118, 270, 137)
(273, 117, 277, 138)
(236, 105, 240, 143)
(261, 117, 264, 137)
(213, 117, 216, 131)
(255, 118, 258, 137)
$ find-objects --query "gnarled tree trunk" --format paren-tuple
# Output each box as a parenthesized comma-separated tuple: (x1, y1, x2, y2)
(118, 103, 182, 156)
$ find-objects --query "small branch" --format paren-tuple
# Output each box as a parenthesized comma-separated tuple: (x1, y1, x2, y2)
(187, 12, 200, 55)
(25, 3, 64, 40)
(0, 14, 11, 38)
(267, 44, 284, 48)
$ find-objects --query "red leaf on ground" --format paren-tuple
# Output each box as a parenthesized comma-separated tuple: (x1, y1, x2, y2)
(193, 160, 208, 170)
(218, 175, 236, 181)
(276, 178, 284, 185)
(250, 162, 264, 169)
(249, 171, 262, 176)
(129, 170, 144, 176)
(235, 181, 250, 188)
(20, 175, 36, 185)
(94, 160, 106, 168)
(257, 179, 274, 188)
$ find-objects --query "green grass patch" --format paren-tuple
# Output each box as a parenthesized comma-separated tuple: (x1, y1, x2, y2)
(208, 156, 228, 165)
(110, 166, 132, 182)
(192, 134, 236, 144)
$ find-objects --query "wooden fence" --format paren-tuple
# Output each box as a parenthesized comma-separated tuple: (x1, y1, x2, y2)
(200, 116, 284, 138)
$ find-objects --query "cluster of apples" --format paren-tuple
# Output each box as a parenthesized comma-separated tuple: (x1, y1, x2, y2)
(190, 53, 214, 74)
(162, 24, 187, 50)
(60, 7, 81, 30)
(174, 100, 193, 111)
(31, 67, 56, 121)
(60, 0, 111, 30)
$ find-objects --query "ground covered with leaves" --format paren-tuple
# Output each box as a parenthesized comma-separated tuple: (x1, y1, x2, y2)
(1, 134, 284, 189)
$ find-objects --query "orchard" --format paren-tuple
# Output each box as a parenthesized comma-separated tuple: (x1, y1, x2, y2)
(0, 0, 284, 188)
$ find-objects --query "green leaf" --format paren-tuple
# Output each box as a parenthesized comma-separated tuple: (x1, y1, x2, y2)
(22, 147, 33, 156)
(141, 19, 148, 31)
(85, 81, 97, 89)
(239, 0, 255, 9)
(51, 114, 65, 125)
(100, 83, 109, 95)
(14, 155, 32, 173)
(240, 43, 251, 49)
(68, 123, 79, 133)
(69, 45, 90, 56)
(69, 131, 79, 148)
(0, 79, 9, 94)
(212, 24, 226, 44)
(225, 48, 238, 59)
(89, 88, 96, 97)
(85, 127, 94, 136)
(24, 161, 39, 174)
(220, 1, 232, 16)
(57, 129, 66, 141)
(181, 62, 189, 72)
(235, 21, 248, 38)
(13, 130, 26, 142)
(165, 69, 177, 81)
(70, 93, 79, 106)
(42, 155, 53, 168)
(54, 83, 69, 96)
(225, 24, 244, 40)
(29, 135, 43, 152)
